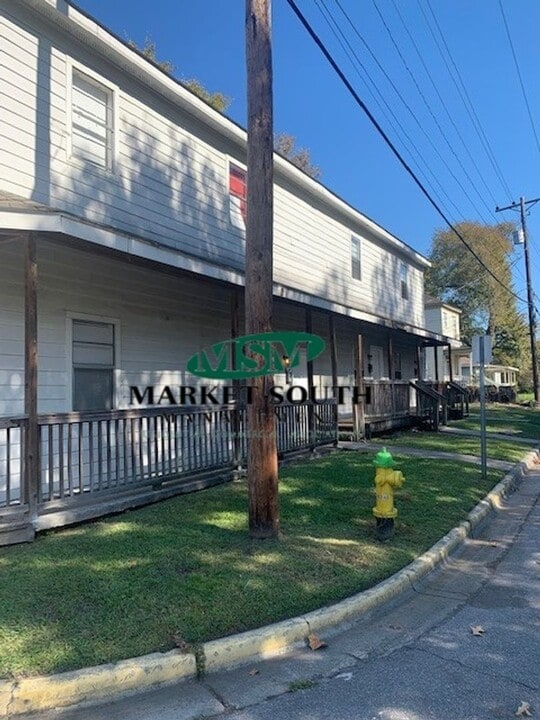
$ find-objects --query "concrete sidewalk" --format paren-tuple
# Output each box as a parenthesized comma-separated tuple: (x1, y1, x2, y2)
(28, 465, 540, 720)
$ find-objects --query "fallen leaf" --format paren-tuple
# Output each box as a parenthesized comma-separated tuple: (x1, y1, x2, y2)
(516, 701, 533, 716)
(470, 625, 485, 636)
(307, 633, 327, 651)
(248, 668, 260, 676)
(334, 672, 353, 681)
(172, 634, 191, 652)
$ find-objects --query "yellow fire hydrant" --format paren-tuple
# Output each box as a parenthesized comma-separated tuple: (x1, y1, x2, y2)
(372, 447, 404, 541)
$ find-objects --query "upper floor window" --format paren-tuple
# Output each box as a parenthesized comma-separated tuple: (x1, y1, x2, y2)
(71, 68, 114, 169)
(400, 263, 409, 300)
(351, 237, 361, 280)
(229, 163, 247, 229)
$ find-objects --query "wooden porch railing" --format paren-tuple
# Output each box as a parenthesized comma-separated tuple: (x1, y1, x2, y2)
(0, 416, 24, 509)
(410, 381, 447, 431)
(0, 401, 337, 516)
(364, 380, 410, 419)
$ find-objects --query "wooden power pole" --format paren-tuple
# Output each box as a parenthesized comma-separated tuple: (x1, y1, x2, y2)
(496, 196, 540, 405)
(245, 0, 279, 538)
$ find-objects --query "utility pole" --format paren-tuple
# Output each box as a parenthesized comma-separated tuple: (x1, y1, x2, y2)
(495, 196, 540, 405)
(245, 0, 279, 538)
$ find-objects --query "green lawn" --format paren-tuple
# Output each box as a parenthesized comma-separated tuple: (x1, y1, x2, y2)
(449, 403, 540, 439)
(0, 452, 505, 678)
(374, 431, 533, 463)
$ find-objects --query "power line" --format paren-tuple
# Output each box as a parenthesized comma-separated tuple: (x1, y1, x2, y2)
(371, 0, 497, 226)
(421, 0, 514, 203)
(498, 0, 540, 155)
(315, 0, 462, 222)
(284, 0, 525, 305)
(388, 0, 502, 212)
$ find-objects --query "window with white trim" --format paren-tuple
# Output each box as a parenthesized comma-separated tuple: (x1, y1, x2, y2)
(229, 163, 247, 229)
(400, 263, 409, 300)
(71, 68, 114, 169)
(351, 237, 361, 280)
(72, 320, 115, 411)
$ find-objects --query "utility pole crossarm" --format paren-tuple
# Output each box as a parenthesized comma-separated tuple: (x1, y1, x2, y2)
(495, 196, 540, 404)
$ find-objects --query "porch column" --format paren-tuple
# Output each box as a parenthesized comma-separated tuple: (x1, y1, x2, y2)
(416, 345, 423, 381)
(387, 331, 396, 416)
(230, 289, 241, 467)
(447, 343, 453, 383)
(328, 314, 338, 397)
(434, 345, 440, 384)
(24, 233, 39, 522)
(353, 334, 366, 439)
(305, 308, 314, 449)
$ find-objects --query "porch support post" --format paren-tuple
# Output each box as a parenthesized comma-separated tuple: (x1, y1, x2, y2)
(305, 308, 315, 449)
(387, 331, 396, 416)
(24, 233, 39, 523)
(447, 343, 453, 383)
(434, 345, 440, 385)
(231, 289, 241, 467)
(353, 334, 366, 440)
(416, 345, 422, 381)
(329, 314, 338, 396)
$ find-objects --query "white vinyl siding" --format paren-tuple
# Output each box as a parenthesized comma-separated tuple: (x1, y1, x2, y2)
(0, 2, 427, 329)
(71, 69, 113, 168)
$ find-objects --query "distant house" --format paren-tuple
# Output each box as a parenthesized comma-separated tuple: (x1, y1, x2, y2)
(0, 0, 448, 544)
(423, 296, 519, 396)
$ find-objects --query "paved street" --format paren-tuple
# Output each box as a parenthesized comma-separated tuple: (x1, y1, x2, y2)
(26, 468, 540, 720)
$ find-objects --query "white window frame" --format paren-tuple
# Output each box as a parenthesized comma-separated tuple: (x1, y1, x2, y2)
(66, 59, 118, 173)
(351, 236, 361, 281)
(66, 312, 121, 412)
(400, 263, 409, 301)
(227, 156, 247, 231)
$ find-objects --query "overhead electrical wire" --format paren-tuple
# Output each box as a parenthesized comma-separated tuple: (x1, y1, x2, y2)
(498, 0, 540, 156)
(314, 0, 463, 223)
(370, 0, 497, 226)
(388, 0, 502, 213)
(284, 0, 526, 305)
(420, 0, 514, 203)
(330, 0, 521, 283)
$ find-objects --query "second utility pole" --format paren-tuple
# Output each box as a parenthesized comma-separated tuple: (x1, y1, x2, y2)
(496, 196, 540, 405)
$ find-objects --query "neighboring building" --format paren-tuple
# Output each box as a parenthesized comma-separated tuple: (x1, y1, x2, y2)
(423, 296, 519, 393)
(0, 0, 448, 543)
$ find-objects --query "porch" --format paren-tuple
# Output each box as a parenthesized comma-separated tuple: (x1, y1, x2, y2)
(0, 400, 337, 545)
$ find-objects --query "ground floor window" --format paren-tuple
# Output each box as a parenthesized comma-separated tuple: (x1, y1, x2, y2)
(72, 319, 115, 411)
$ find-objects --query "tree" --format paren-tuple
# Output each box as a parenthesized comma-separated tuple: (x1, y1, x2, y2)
(129, 37, 231, 113)
(274, 133, 321, 179)
(426, 221, 529, 377)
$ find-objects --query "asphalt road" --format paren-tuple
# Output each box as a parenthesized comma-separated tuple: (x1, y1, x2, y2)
(27, 468, 540, 720)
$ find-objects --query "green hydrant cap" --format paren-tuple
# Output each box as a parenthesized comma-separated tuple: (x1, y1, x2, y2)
(373, 446, 397, 468)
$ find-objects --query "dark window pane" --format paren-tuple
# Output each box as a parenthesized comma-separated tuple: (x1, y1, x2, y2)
(73, 368, 113, 411)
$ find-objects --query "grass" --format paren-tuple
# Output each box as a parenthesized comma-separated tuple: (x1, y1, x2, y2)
(0, 451, 509, 679)
(373, 430, 532, 463)
(448, 403, 540, 439)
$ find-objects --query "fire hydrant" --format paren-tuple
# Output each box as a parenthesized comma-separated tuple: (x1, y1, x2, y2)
(372, 447, 404, 541)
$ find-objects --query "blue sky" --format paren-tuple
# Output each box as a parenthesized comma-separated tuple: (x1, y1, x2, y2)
(76, 0, 540, 318)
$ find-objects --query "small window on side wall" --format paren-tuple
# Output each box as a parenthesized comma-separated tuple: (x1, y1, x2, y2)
(400, 263, 409, 300)
(229, 163, 247, 229)
(71, 68, 114, 169)
(351, 237, 361, 280)
(72, 320, 115, 411)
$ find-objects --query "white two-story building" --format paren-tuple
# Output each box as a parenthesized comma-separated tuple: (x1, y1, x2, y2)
(0, 0, 448, 543)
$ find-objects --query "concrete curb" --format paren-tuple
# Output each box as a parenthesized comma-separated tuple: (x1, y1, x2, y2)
(2, 448, 538, 717)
